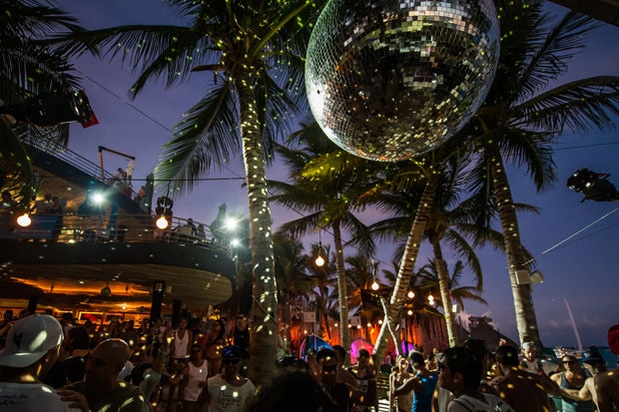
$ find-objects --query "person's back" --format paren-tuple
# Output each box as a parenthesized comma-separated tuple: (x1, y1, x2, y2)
(492, 345, 552, 412)
(491, 368, 550, 411)
(595, 368, 619, 412)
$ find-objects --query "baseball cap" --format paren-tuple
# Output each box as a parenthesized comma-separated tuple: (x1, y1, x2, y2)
(222, 345, 242, 359)
(0, 314, 64, 368)
(522, 341, 535, 350)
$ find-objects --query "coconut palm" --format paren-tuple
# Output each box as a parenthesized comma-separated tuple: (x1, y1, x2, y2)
(273, 232, 313, 326)
(1, 0, 86, 210)
(415, 259, 488, 315)
(303, 242, 338, 340)
(43, 0, 327, 382)
(461, 0, 619, 348)
(270, 123, 379, 358)
(367, 150, 506, 347)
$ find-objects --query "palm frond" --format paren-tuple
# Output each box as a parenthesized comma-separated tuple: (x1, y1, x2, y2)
(154, 81, 240, 191)
(513, 76, 619, 134)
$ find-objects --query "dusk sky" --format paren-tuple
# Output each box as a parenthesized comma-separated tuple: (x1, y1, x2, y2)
(55, 0, 618, 348)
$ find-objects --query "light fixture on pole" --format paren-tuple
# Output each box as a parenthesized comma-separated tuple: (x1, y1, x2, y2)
(315, 231, 325, 267)
(154, 195, 173, 230)
(370, 259, 379, 290)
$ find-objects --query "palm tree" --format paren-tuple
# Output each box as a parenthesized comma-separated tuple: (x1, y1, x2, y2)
(416, 259, 488, 317)
(44, 0, 327, 382)
(273, 232, 313, 326)
(303, 242, 338, 340)
(367, 151, 505, 347)
(1, 0, 86, 210)
(462, 0, 619, 348)
(270, 124, 378, 358)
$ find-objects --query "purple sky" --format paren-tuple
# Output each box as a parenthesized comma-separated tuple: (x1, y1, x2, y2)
(56, 0, 619, 348)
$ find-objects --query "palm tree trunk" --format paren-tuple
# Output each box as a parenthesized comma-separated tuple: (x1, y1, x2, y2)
(332, 221, 351, 362)
(374, 175, 440, 360)
(236, 72, 278, 384)
(488, 146, 541, 349)
(431, 243, 457, 347)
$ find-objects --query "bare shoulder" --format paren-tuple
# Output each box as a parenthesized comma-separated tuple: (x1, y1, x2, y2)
(595, 369, 619, 412)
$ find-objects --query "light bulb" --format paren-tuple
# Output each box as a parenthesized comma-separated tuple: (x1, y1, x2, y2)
(371, 280, 379, 291)
(407, 290, 415, 299)
(155, 216, 169, 230)
(315, 255, 325, 267)
(17, 213, 31, 227)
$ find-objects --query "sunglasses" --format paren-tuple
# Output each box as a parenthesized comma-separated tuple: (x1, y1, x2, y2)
(562, 360, 577, 365)
(322, 364, 338, 372)
(223, 358, 240, 365)
(191, 349, 201, 354)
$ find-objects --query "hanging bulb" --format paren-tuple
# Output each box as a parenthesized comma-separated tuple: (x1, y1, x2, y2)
(371, 279, 380, 291)
(315, 232, 325, 267)
(407, 290, 415, 299)
(315, 253, 325, 267)
(370, 258, 379, 290)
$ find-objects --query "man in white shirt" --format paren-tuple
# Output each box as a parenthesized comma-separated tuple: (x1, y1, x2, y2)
(0, 314, 84, 411)
(202, 345, 255, 412)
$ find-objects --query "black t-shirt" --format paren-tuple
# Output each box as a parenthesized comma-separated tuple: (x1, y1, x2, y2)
(233, 327, 250, 359)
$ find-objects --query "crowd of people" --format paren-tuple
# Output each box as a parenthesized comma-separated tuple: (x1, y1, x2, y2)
(0, 310, 261, 411)
(0, 310, 617, 412)
(386, 332, 619, 412)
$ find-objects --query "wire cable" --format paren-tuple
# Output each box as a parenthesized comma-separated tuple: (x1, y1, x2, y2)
(524, 204, 619, 266)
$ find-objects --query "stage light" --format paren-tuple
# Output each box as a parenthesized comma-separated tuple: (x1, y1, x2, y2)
(1, 90, 98, 128)
(90, 192, 105, 204)
(224, 217, 238, 231)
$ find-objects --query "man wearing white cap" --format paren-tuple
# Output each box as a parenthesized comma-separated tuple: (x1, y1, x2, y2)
(520, 341, 543, 375)
(0, 314, 83, 411)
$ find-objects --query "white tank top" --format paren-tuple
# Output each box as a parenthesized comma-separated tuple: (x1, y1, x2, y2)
(184, 360, 208, 401)
(173, 329, 190, 359)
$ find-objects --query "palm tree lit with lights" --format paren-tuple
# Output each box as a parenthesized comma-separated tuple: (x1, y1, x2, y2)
(46, 0, 327, 382)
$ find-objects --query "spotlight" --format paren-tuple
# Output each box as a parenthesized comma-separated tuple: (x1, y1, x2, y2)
(224, 217, 238, 231)
(1, 90, 98, 128)
(90, 192, 105, 205)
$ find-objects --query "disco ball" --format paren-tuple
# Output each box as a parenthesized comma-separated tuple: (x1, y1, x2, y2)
(305, 0, 500, 161)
